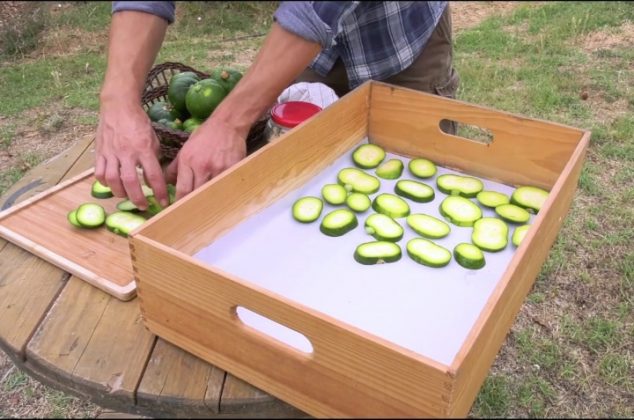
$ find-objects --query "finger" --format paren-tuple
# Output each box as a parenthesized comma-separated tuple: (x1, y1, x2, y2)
(119, 160, 148, 211)
(139, 154, 169, 208)
(193, 168, 212, 190)
(175, 164, 194, 201)
(94, 155, 107, 184)
(104, 157, 126, 198)
(164, 156, 179, 186)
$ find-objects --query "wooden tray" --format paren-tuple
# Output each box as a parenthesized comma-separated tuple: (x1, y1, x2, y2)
(130, 81, 591, 417)
(0, 169, 137, 301)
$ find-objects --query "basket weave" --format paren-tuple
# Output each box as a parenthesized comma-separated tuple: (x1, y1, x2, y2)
(141, 62, 268, 164)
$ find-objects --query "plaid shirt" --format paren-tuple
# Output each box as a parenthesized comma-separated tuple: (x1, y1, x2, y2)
(275, 1, 448, 88)
(112, 1, 447, 89)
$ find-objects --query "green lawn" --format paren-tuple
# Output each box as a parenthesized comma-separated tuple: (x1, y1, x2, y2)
(0, 1, 632, 418)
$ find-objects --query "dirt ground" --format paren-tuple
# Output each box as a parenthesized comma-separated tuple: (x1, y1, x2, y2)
(0, 2, 533, 418)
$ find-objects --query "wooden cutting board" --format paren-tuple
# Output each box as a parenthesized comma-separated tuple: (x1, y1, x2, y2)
(0, 168, 138, 301)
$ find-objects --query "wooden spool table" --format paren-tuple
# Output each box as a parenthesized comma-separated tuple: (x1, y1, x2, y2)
(0, 135, 307, 418)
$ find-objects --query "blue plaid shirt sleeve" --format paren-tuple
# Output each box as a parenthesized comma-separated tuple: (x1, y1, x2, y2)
(111, 1, 176, 24)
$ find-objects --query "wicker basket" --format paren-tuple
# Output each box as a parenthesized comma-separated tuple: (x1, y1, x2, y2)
(141, 62, 268, 164)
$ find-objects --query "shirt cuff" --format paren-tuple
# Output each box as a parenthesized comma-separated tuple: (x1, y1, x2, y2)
(112, 1, 175, 24)
(273, 2, 334, 48)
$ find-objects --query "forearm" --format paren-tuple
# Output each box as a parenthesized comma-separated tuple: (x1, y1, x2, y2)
(210, 22, 322, 135)
(100, 11, 168, 106)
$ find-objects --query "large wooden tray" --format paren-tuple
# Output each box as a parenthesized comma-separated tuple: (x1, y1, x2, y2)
(0, 169, 137, 301)
(130, 81, 591, 417)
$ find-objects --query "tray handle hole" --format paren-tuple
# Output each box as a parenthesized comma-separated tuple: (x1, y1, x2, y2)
(440, 119, 494, 145)
(235, 306, 314, 355)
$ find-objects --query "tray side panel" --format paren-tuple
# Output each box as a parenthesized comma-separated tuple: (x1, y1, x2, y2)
(368, 82, 585, 190)
(136, 83, 372, 255)
(447, 131, 590, 416)
(0, 170, 136, 299)
(130, 237, 454, 418)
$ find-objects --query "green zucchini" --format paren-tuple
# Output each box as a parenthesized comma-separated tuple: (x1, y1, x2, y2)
(453, 243, 486, 270)
(346, 192, 371, 213)
(354, 241, 402, 265)
(436, 174, 484, 198)
(116, 199, 139, 212)
(321, 184, 348, 205)
(512, 224, 531, 247)
(406, 214, 451, 239)
(364, 213, 404, 242)
(75, 203, 106, 228)
(439, 196, 482, 227)
(476, 190, 510, 208)
(408, 158, 437, 179)
(337, 168, 381, 195)
(394, 180, 435, 203)
(375, 159, 404, 180)
(511, 186, 549, 213)
(320, 209, 358, 236)
(495, 203, 531, 224)
(471, 217, 509, 252)
(292, 197, 323, 223)
(67, 209, 81, 228)
(105, 211, 147, 238)
(372, 193, 411, 218)
(406, 238, 452, 268)
(91, 180, 113, 199)
(351, 143, 386, 169)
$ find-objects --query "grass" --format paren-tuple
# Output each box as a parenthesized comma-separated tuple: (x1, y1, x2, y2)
(0, 1, 632, 418)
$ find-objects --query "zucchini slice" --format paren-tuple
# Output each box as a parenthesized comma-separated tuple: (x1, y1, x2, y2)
(364, 213, 404, 242)
(394, 180, 435, 203)
(346, 192, 371, 213)
(67, 209, 81, 228)
(91, 180, 113, 199)
(406, 238, 452, 268)
(354, 241, 402, 265)
(512, 224, 531, 247)
(471, 217, 509, 252)
(320, 209, 358, 237)
(453, 243, 486, 270)
(321, 184, 348, 205)
(292, 196, 323, 223)
(337, 168, 381, 195)
(511, 186, 549, 213)
(408, 158, 437, 179)
(375, 159, 404, 180)
(116, 199, 139, 212)
(436, 174, 484, 198)
(75, 203, 106, 228)
(495, 203, 531, 224)
(351, 143, 386, 169)
(105, 211, 147, 237)
(406, 214, 451, 239)
(372, 193, 411, 218)
(476, 190, 510, 208)
(439, 196, 482, 227)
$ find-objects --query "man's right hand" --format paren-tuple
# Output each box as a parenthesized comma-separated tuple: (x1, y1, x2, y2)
(95, 100, 169, 211)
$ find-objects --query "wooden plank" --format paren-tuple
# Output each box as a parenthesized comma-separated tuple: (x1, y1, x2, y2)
(447, 130, 591, 416)
(0, 137, 93, 362)
(221, 373, 307, 418)
(136, 338, 225, 417)
(368, 82, 585, 190)
(25, 276, 155, 408)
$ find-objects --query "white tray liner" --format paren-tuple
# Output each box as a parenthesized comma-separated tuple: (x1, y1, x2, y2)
(194, 138, 532, 366)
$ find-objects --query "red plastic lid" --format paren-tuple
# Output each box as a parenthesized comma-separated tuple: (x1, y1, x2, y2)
(271, 101, 322, 128)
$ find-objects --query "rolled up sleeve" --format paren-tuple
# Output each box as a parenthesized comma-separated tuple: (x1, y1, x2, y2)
(112, 1, 176, 24)
(274, 1, 360, 48)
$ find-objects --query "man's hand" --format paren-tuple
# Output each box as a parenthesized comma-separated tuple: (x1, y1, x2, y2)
(164, 118, 248, 201)
(95, 101, 169, 210)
